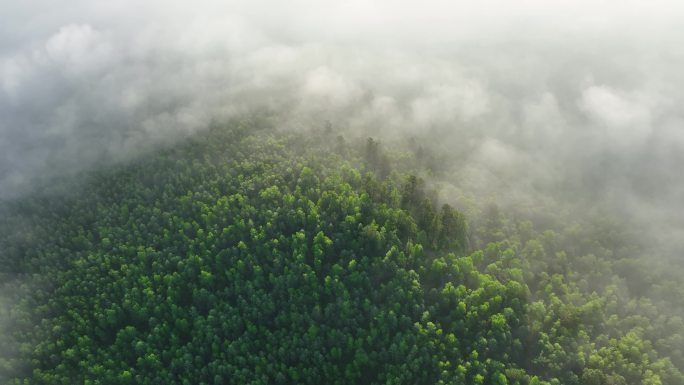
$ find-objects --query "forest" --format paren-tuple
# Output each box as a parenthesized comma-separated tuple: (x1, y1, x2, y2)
(1, 119, 683, 385)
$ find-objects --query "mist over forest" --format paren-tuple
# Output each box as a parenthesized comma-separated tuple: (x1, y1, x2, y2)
(1, 1, 684, 384)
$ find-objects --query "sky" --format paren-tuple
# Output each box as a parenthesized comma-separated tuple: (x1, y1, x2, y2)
(1, 0, 684, 254)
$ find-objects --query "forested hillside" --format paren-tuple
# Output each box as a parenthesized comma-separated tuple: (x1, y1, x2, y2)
(1, 120, 683, 385)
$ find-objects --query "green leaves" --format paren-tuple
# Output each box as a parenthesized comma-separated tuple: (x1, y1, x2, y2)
(1, 123, 682, 385)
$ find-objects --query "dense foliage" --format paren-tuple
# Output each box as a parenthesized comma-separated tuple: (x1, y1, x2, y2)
(1, 121, 683, 384)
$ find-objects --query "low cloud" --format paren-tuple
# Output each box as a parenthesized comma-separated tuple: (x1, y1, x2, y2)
(0, 0, 683, 258)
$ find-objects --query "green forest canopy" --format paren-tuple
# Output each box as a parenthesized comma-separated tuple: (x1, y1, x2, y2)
(1, 120, 683, 385)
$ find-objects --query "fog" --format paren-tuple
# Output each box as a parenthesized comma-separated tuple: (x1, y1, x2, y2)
(2, 0, 684, 256)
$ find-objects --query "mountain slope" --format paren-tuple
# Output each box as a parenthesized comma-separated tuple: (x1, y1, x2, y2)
(1, 121, 682, 385)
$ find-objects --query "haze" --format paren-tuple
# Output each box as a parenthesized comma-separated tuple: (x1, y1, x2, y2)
(2, 0, 684, 253)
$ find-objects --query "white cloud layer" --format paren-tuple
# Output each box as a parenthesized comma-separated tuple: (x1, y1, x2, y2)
(1, 0, 684, 253)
